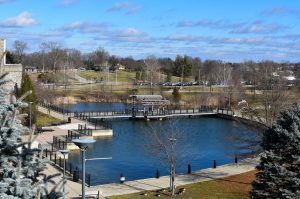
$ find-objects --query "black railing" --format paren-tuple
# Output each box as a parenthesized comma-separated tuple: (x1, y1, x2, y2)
(39, 102, 72, 116)
(43, 149, 92, 186)
(73, 106, 216, 118)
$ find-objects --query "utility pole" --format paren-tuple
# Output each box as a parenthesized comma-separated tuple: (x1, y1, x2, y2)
(42, 50, 45, 73)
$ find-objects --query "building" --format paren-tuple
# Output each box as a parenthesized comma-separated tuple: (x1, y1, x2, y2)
(129, 94, 170, 109)
(24, 66, 38, 73)
(0, 39, 23, 92)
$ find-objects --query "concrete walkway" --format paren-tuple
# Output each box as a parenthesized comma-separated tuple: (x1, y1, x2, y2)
(87, 158, 258, 197)
(41, 157, 258, 198)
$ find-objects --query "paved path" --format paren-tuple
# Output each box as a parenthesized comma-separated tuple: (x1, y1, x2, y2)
(38, 106, 82, 123)
(41, 157, 258, 198)
(87, 157, 258, 197)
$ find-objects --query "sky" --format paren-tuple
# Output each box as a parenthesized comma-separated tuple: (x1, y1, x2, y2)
(1, 0, 300, 62)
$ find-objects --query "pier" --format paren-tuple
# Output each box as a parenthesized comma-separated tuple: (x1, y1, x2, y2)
(73, 106, 218, 121)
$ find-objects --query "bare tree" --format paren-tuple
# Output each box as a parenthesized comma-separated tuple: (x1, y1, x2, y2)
(42, 42, 64, 72)
(66, 48, 82, 68)
(94, 47, 109, 66)
(144, 55, 161, 94)
(145, 119, 192, 196)
(191, 57, 202, 82)
(12, 40, 28, 64)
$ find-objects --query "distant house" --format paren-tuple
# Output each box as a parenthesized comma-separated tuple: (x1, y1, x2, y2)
(117, 64, 125, 70)
(25, 66, 38, 73)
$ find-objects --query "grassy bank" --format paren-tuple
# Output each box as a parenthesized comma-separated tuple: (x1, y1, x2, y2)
(108, 170, 256, 199)
(36, 112, 63, 126)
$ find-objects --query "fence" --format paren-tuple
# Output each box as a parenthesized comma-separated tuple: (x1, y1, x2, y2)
(73, 106, 216, 118)
(39, 102, 73, 116)
(43, 148, 92, 186)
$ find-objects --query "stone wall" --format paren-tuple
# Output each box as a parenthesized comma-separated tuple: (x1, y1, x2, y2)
(0, 39, 5, 67)
(0, 39, 23, 92)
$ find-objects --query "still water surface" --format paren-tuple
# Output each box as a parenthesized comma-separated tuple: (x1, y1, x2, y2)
(66, 103, 252, 185)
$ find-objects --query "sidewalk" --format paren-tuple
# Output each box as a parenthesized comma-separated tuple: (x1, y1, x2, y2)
(42, 157, 258, 198)
(38, 106, 82, 123)
(87, 157, 258, 197)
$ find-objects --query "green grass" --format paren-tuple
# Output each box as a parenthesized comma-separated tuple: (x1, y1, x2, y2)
(36, 112, 63, 127)
(78, 70, 195, 83)
(78, 70, 137, 83)
(108, 170, 256, 199)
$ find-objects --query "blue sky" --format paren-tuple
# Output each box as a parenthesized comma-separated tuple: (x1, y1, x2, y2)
(1, 0, 300, 62)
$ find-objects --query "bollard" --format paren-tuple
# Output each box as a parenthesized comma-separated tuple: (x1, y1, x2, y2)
(120, 173, 125, 183)
(188, 164, 191, 174)
(73, 167, 79, 182)
(156, 169, 160, 179)
(213, 160, 217, 168)
(87, 174, 91, 187)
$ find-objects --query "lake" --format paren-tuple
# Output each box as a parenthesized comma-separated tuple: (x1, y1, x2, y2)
(65, 103, 254, 185)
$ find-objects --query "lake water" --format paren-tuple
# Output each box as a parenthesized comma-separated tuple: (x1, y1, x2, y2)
(66, 103, 254, 185)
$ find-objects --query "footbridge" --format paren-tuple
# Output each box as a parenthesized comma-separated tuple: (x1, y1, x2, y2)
(73, 106, 218, 121)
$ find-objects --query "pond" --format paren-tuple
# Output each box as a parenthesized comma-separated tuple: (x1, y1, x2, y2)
(67, 112, 254, 185)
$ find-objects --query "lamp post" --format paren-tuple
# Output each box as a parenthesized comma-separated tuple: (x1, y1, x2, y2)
(59, 149, 69, 199)
(72, 138, 96, 199)
(29, 102, 33, 130)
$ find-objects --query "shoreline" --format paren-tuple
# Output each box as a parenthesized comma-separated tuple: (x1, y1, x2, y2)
(87, 157, 259, 197)
(36, 104, 262, 198)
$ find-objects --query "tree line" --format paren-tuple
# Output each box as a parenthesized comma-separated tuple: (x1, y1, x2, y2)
(7, 40, 300, 85)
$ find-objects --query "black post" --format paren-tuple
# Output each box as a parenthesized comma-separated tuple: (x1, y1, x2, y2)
(87, 174, 91, 187)
(70, 163, 73, 174)
(59, 157, 62, 167)
(235, 155, 238, 164)
(213, 160, 217, 168)
(188, 164, 191, 174)
(156, 168, 160, 178)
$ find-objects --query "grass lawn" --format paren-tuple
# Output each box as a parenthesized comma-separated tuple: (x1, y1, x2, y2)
(108, 170, 256, 199)
(36, 112, 63, 126)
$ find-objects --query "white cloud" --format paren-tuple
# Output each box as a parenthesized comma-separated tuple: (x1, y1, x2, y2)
(95, 28, 152, 43)
(0, 0, 14, 4)
(107, 2, 130, 12)
(231, 21, 286, 34)
(107, 2, 142, 14)
(1, 12, 37, 27)
(60, 0, 76, 7)
(62, 21, 107, 33)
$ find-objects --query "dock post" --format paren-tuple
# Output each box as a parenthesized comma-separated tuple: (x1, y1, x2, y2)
(188, 164, 191, 174)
